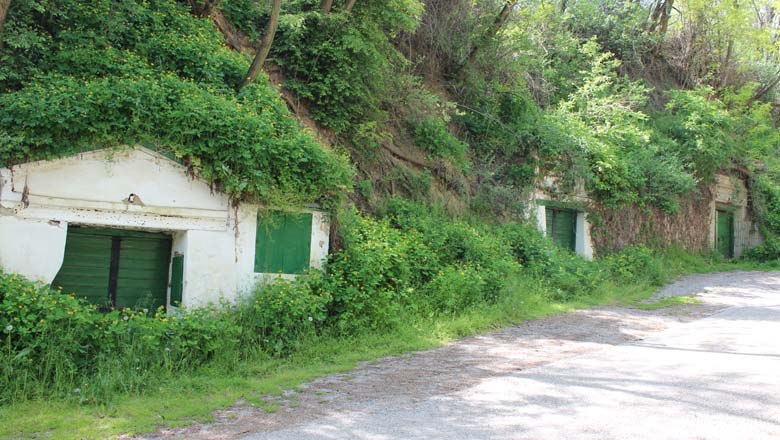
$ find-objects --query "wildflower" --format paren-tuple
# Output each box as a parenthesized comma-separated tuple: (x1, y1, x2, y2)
(73, 388, 81, 394)
(4, 325, 12, 332)
(123, 316, 129, 321)
(308, 316, 313, 322)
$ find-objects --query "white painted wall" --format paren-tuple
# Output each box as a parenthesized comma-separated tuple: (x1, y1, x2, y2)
(575, 211, 594, 260)
(0, 146, 330, 308)
(0, 216, 67, 282)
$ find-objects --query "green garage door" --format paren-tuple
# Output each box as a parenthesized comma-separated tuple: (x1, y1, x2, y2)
(716, 210, 734, 259)
(52, 227, 172, 310)
(546, 207, 576, 251)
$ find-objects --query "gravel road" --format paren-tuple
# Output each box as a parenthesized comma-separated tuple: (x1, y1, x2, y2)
(148, 270, 780, 440)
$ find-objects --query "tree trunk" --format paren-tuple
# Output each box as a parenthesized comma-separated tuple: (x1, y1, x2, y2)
(0, 0, 11, 48)
(345, 0, 357, 14)
(240, 0, 282, 90)
(719, 39, 733, 89)
(320, 0, 333, 14)
(560, 0, 567, 14)
(456, 0, 518, 79)
(647, 0, 673, 35)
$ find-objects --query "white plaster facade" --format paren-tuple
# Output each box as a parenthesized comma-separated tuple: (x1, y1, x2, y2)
(531, 176, 594, 260)
(0, 147, 330, 308)
(708, 172, 763, 258)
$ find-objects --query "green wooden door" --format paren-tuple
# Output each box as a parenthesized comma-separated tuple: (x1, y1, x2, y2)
(546, 207, 576, 251)
(255, 211, 313, 274)
(52, 227, 171, 310)
(716, 210, 734, 258)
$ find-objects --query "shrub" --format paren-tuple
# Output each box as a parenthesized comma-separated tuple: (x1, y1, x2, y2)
(410, 117, 468, 164)
(604, 245, 662, 283)
(499, 223, 557, 267)
(237, 276, 331, 355)
(743, 236, 780, 262)
(423, 265, 489, 314)
(0, 272, 242, 404)
(322, 210, 439, 332)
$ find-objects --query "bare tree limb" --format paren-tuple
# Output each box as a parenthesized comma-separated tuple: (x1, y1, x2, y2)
(749, 67, 780, 105)
(211, 9, 251, 51)
(240, 0, 282, 90)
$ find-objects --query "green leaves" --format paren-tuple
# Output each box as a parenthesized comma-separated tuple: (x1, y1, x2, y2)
(0, 73, 352, 204)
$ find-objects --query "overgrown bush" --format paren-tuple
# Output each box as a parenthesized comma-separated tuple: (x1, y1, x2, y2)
(410, 117, 468, 163)
(321, 209, 439, 332)
(237, 276, 331, 355)
(743, 236, 780, 262)
(604, 246, 665, 285)
(0, 272, 242, 404)
(423, 265, 489, 315)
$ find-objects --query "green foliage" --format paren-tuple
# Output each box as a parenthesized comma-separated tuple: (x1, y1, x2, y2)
(410, 117, 468, 163)
(423, 266, 491, 314)
(563, 0, 659, 66)
(0, 75, 352, 203)
(603, 246, 664, 285)
(237, 277, 331, 355)
(743, 236, 780, 262)
(657, 88, 733, 179)
(273, 14, 403, 136)
(0, 272, 242, 404)
(539, 42, 697, 212)
(321, 209, 438, 332)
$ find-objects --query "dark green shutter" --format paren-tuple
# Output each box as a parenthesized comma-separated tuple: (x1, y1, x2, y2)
(51, 228, 113, 307)
(545, 207, 576, 251)
(115, 233, 171, 309)
(170, 254, 184, 305)
(255, 211, 313, 274)
(717, 210, 734, 258)
(52, 227, 171, 310)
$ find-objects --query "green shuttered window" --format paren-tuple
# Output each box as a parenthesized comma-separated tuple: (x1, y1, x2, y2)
(255, 211, 313, 274)
(545, 207, 577, 251)
(52, 227, 172, 310)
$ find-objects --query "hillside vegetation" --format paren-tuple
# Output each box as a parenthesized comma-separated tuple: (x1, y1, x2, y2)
(1, 0, 780, 436)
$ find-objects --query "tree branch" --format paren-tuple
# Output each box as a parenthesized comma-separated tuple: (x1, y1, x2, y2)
(240, 0, 282, 90)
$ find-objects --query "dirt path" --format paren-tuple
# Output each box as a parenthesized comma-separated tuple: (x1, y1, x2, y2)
(143, 271, 774, 440)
